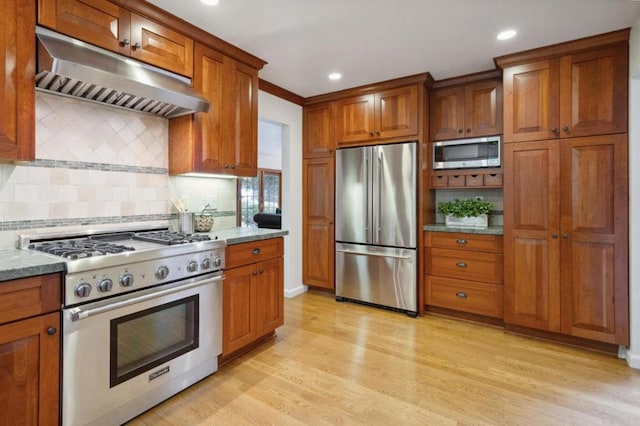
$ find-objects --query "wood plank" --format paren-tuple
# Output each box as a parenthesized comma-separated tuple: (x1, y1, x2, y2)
(128, 292, 640, 425)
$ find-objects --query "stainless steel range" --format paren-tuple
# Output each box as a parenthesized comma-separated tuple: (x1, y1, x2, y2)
(19, 225, 226, 426)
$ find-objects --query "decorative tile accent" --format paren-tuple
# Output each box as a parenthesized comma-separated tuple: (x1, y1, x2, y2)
(0, 214, 174, 231)
(24, 159, 167, 174)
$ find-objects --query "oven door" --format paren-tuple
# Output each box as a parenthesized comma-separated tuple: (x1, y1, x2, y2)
(62, 272, 223, 426)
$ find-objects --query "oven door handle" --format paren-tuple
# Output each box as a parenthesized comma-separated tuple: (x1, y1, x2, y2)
(69, 274, 225, 322)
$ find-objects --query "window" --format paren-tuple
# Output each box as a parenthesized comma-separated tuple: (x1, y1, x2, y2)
(237, 169, 281, 227)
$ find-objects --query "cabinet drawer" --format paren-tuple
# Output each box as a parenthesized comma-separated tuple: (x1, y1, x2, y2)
(426, 276, 503, 318)
(425, 232, 503, 253)
(426, 248, 503, 284)
(226, 237, 284, 269)
(465, 174, 484, 187)
(447, 175, 465, 187)
(484, 173, 503, 186)
(0, 274, 61, 325)
(431, 175, 448, 187)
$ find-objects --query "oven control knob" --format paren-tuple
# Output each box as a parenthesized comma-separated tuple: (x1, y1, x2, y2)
(155, 265, 169, 280)
(119, 274, 134, 287)
(74, 282, 92, 298)
(187, 260, 198, 273)
(97, 278, 113, 292)
(201, 258, 211, 270)
(213, 256, 222, 267)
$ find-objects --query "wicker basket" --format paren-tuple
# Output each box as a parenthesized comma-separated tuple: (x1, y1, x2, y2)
(194, 214, 214, 232)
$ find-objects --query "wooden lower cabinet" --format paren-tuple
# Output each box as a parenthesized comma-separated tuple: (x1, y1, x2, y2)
(0, 274, 61, 426)
(222, 238, 284, 356)
(504, 135, 628, 345)
(425, 232, 504, 319)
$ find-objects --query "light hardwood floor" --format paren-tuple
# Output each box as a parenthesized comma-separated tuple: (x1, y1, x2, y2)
(128, 291, 640, 425)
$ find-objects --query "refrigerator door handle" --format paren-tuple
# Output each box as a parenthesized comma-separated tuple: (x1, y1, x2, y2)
(364, 149, 370, 242)
(376, 150, 383, 244)
(336, 248, 412, 260)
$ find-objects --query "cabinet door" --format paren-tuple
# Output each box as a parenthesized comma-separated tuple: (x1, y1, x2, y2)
(559, 45, 628, 138)
(255, 257, 284, 337)
(223, 264, 257, 355)
(0, 0, 35, 161)
(375, 85, 419, 140)
(303, 158, 335, 289)
(303, 102, 335, 158)
(465, 80, 502, 138)
(129, 13, 193, 77)
(559, 135, 628, 345)
(504, 140, 561, 332)
(430, 86, 465, 141)
(38, 0, 130, 55)
(503, 60, 560, 143)
(0, 313, 60, 426)
(223, 58, 258, 177)
(336, 94, 375, 145)
(192, 43, 225, 172)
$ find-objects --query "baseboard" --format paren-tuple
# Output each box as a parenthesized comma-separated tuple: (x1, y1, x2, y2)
(284, 284, 308, 298)
(625, 348, 640, 369)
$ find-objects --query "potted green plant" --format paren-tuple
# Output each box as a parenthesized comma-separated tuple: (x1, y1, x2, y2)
(437, 198, 493, 228)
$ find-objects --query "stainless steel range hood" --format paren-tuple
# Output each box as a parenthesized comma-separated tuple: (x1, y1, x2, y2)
(35, 26, 210, 118)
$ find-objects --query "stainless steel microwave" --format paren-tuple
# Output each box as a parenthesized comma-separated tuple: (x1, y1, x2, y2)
(432, 136, 501, 170)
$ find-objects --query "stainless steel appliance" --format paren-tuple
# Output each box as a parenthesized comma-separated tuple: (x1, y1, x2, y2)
(19, 225, 225, 426)
(432, 135, 501, 170)
(335, 141, 417, 316)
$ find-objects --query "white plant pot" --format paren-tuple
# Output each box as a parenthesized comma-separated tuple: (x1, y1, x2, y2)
(445, 214, 488, 228)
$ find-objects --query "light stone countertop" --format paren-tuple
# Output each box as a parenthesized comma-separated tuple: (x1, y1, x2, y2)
(211, 227, 289, 245)
(423, 224, 504, 236)
(0, 249, 66, 282)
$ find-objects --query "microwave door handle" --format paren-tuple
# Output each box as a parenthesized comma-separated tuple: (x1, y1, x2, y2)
(69, 274, 224, 321)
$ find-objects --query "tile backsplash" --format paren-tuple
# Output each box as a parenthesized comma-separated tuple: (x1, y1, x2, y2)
(0, 92, 237, 248)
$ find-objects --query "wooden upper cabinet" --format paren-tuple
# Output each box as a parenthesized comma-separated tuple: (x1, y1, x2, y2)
(430, 79, 502, 141)
(129, 13, 194, 77)
(38, 0, 193, 77)
(502, 42, 627, 143)
(303, 102, 336, 158)
(559, 45, 628, 138)
(169, 44, 258, 176)
(336, 85, 419, 145)
(0, 0, 36, 161)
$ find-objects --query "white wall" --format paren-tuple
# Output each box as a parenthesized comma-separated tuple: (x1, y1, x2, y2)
(627, 18, 640, 368)
(258, 91, 306, 298)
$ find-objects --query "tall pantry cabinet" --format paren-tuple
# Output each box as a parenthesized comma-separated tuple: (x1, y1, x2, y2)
(497, 29, 630, 345)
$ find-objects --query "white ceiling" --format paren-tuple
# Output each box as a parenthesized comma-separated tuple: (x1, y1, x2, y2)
(148, 0, 640, 98)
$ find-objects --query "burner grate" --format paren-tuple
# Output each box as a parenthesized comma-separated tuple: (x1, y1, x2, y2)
(132, 231, 212, 245)
(30, 239, 135, 259)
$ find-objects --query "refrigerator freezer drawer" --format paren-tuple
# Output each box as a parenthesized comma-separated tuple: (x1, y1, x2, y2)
(335, 243, 417, 313)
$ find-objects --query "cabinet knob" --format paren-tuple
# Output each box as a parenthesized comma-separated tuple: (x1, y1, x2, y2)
(122, 39, 130, 46)
(458, 129, 463, 134)
(551, 127, 559, 134)
(231, 165, 236, 169)
(369, 132, 374, 137)
(456, 261, 467, 268)
(552, 233, 558, 239)
(133, 42, 141, 49)
(47, 327, 57, 336)
(329, 221, 334, 225)
(224, 164, 230, 169)
(456, 239, 467, 244)
(252, 247, 261, 255)
(375, 130, 380, 136)
(259, 268, 264, 274)
(252, 270, 258, 276)
(466, 128, 471, 133)
(562, 126, 569, 132)
(562, 233, 570, 239)
(456, 292, 467, 299)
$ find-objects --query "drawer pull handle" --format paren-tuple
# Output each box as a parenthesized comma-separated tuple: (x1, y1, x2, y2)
(456, 239, 467, 244)
(456, 262, 467, 268)
(456, 292, 467, 299)
(47, 327, 57, 335)
(252, 248, 261, 255)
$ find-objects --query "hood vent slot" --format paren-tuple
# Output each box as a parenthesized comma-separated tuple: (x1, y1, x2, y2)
(36, 26, 209, 118)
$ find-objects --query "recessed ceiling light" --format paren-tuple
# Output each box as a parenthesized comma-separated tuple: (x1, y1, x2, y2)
(497, 29, 517, 40)
(328, 73, 342, 81)
(201, 0, 220, 5)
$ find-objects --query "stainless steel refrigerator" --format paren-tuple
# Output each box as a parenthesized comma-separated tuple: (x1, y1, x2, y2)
(335, 141, 417, 316)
